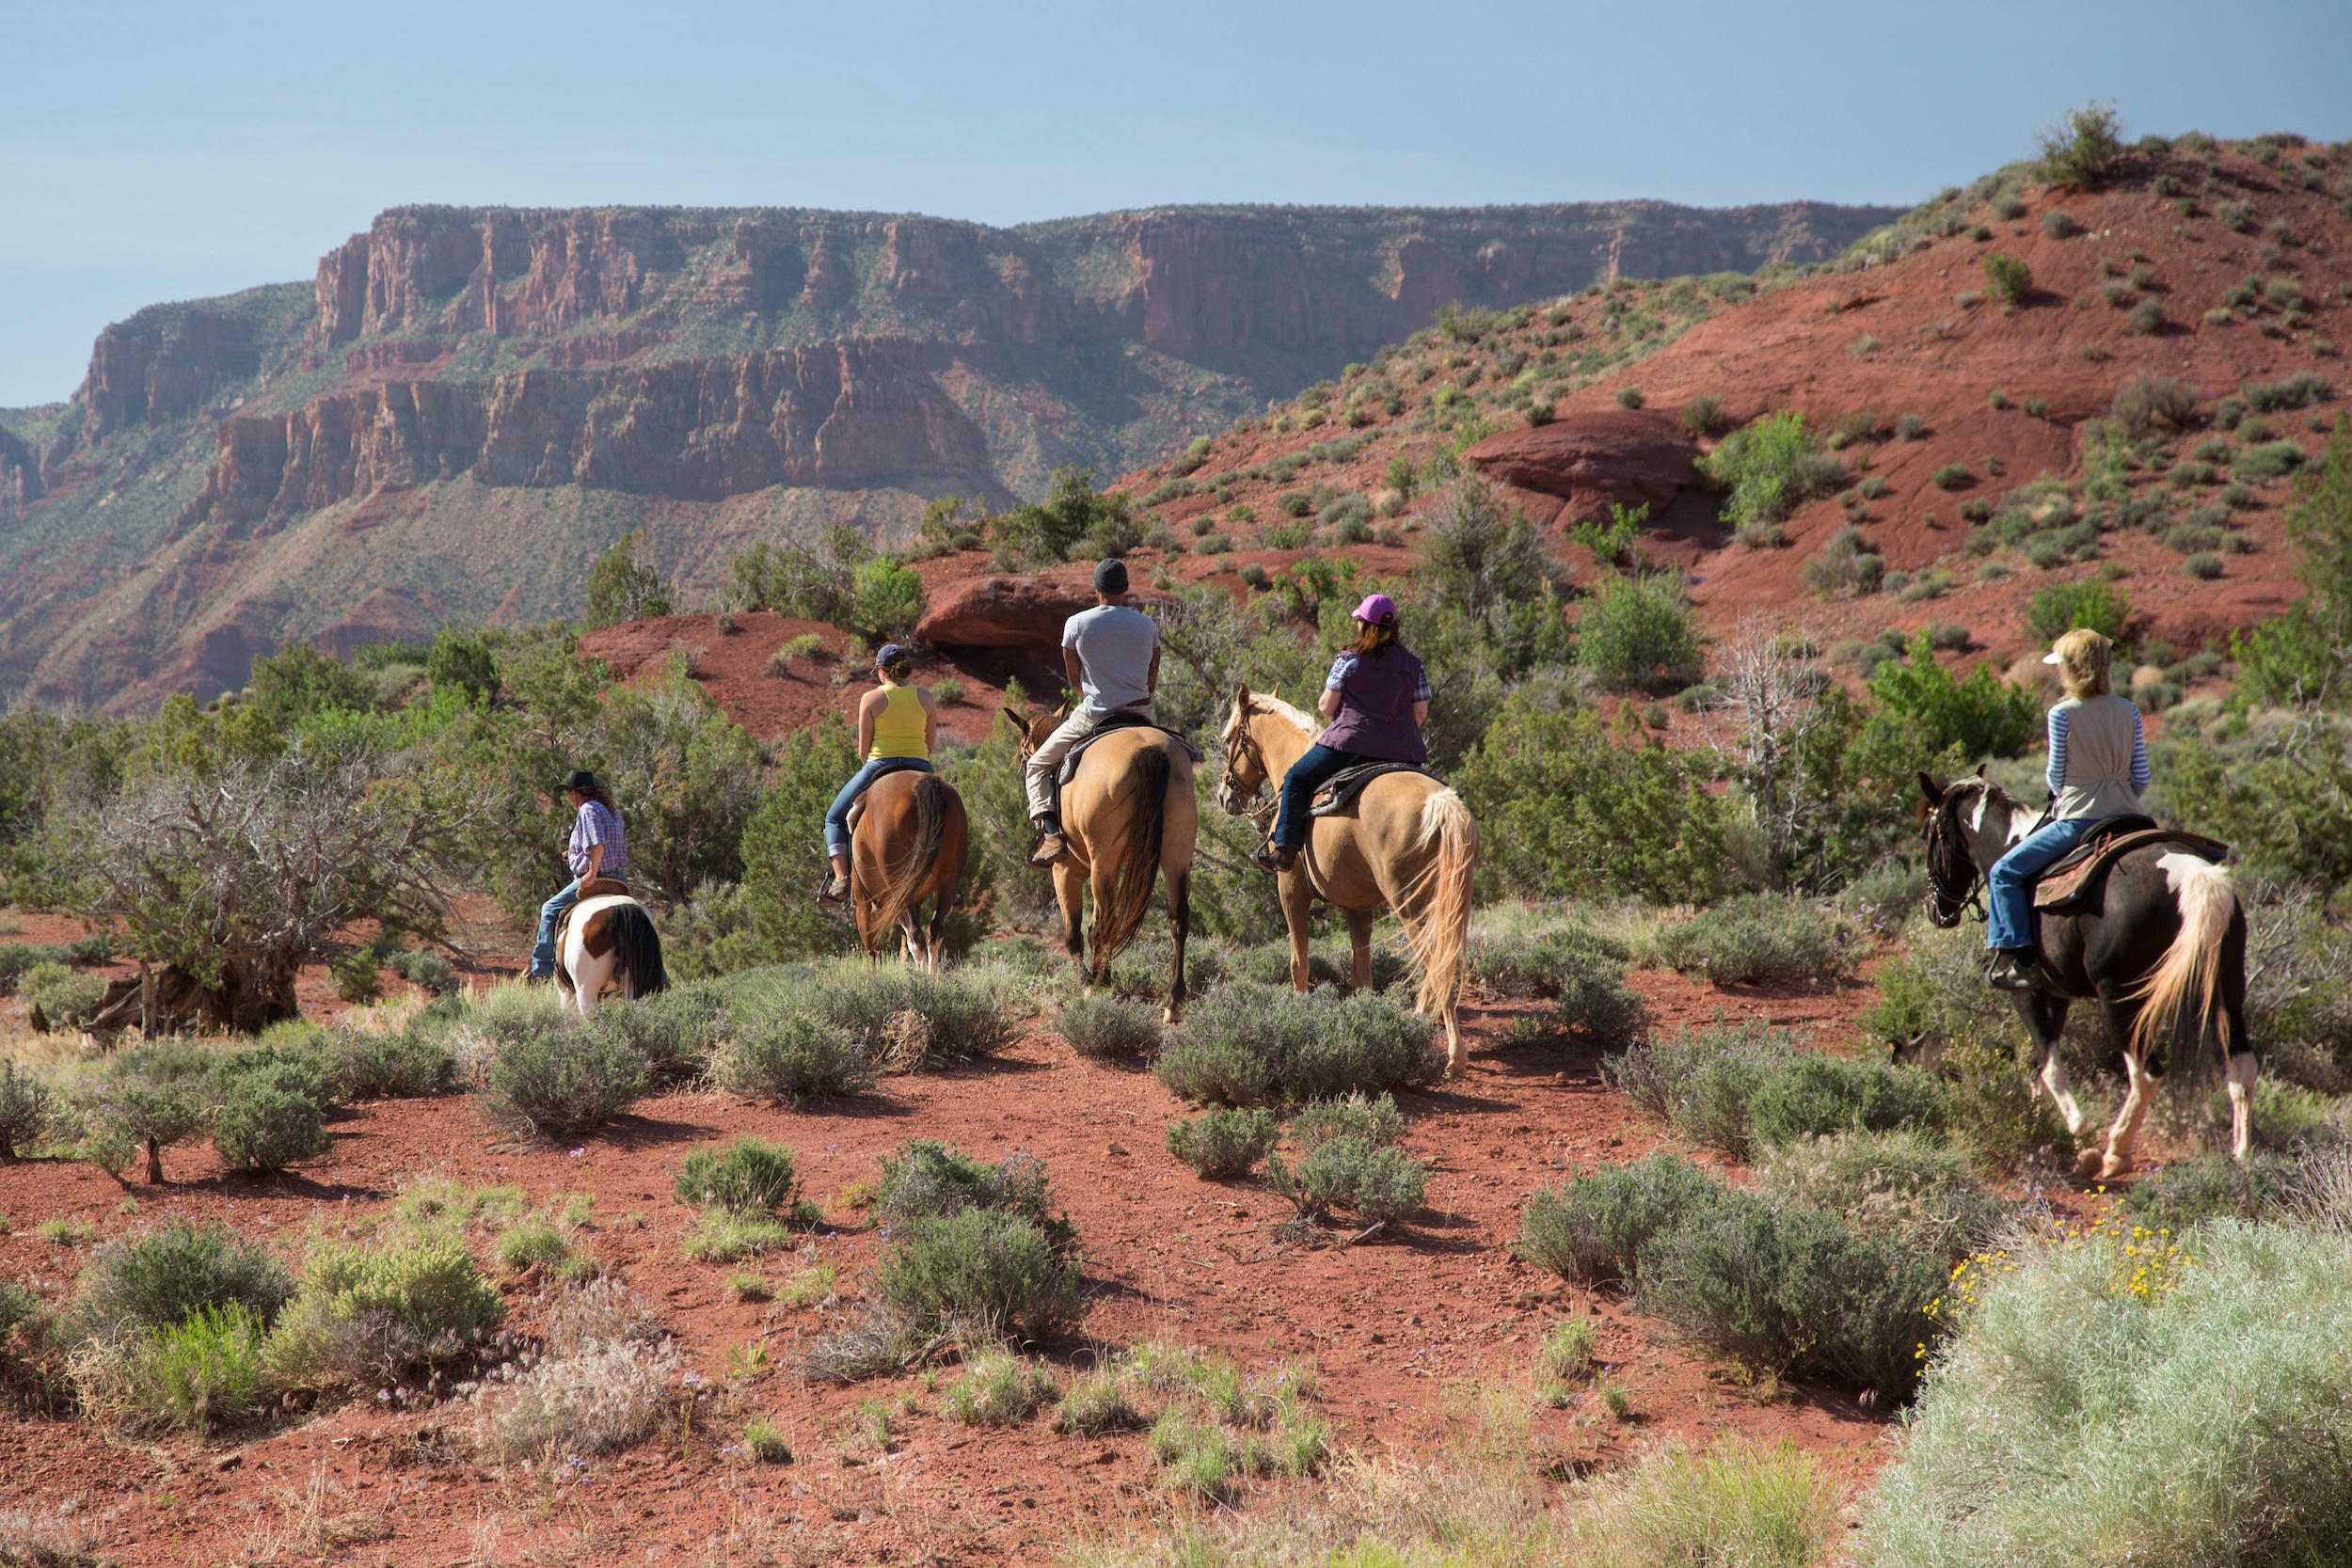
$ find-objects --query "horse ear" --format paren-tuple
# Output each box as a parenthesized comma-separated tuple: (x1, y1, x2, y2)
(1975, 763, 1988, 779)
(997, 706, 1025, 743)
(1233, 680, 1251, 707)
(1916, 771, 1945, 808)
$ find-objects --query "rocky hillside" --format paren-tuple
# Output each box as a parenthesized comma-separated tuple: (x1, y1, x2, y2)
(0, 198, 1893, 712)
(1094, 133, 2348, 689)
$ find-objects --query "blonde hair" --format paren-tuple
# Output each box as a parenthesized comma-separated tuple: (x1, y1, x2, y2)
(2051, 628, 2112, 699)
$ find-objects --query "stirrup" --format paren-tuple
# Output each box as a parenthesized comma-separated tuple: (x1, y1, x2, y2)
(818, 873, 850, 905)
(1251, 843, 1297, 874)
(1028, 832, 1066, 867)
(1988, 952, 2046, 991)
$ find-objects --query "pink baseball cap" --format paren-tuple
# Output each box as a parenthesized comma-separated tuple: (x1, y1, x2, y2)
(1351, 593, 1399, 625)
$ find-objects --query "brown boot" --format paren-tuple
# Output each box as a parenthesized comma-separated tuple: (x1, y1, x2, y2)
(818, 872, 850, 905)
(1251, 842, 1297, 874)
(1028, 832, 1067, 868)
(1988, 949, 2048, 991)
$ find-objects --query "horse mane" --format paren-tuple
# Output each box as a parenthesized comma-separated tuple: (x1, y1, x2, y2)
(1248, 691, 1319, 736)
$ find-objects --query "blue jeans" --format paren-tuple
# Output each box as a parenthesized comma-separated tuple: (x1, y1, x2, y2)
(1985, 817, 2095, 953)
(825, 758, 932, 857)
(530, 879, 583, 978)
(1272, 744, 1370, 850)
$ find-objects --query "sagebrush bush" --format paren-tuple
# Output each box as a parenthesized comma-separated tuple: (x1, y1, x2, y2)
(875, 1207, 1087, 1343)
(944, 1351, 1058, 1426)
(479, 1338, 680, 1465)
(2112, 372, 2201, 437)
(1287, 1137, 1428, 1225)
(1518, 1155, 1721, 1285)
(1747, 1053, 1947, 1146)
(1654, 895, 1851, 986)
(78, 1303, 272, 1434)
(1862, 1221, 2352, 1563)
(1154, 981, 1439, 1105)
(0, 1063, 51, 1160)
(479, 1020, 649, 1137)
(325, 1022, 458, 1099)
(1606, 1021, 1802, 1160)
(675, 1137, 800, 1215)
(1291, 1091, 1406, 1153)
(718, 1013, 873, 1103)
(270, 1236, 504, 1385)
(19, 962, 102, 1029)
(1468, 921, 1645, 1044)
(874, 1141, 1075, 1252)
(2117, 1149, 2300, 1231)
(1981, 251, 2032, 303)
(1759, 1131, 2000, 1259)
(77, 1222, 294, 1335)
(1578, 572, 1707, 693)
(209, 1072, 331, 1172)
(1164, 1107, 1279, 1179)
(1639, 1191, 1945, 1395)
(1060, 993, 1161, 1059)
(726, 960, 1018, 1060)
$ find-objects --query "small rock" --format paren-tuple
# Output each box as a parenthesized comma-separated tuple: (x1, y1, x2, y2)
(1105, 1141, 1130, 1157)
(211, 1451, 242, 1472)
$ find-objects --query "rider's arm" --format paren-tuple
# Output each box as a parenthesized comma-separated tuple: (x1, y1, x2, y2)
(583, 839, 604, 881)
(1061, 646, 1085, 706)
(921, 688, 939, 752)
(1413, 700, 1430, 726)
(1148, 644, 1160, 695)
(2045, 705, 2069, 798)
(1318, 688, 1343, 720)
(2129, 709, 2149, 796)
(857, 688, 880, 758)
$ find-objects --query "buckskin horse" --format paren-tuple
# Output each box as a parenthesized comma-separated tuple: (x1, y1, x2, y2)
(847, 769, 969, 970)
(1917, 771, 2253, 1178)
(1002, 704, 1198, 1022)
(1216, 686, 1479, 1074)
(553, 881, 670, 1017)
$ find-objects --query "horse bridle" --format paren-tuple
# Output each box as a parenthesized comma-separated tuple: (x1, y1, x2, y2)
(1218, 718, 1277, 830)
(1923, 791, 1987, 929)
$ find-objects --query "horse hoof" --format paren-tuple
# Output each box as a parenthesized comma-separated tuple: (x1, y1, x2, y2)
(2072, 1148, 2106, 1181)
(1161, 1006, 1183, 1027)
(2099, 1154, 2134, 1181)
(1443, 1060, 1469, 1081)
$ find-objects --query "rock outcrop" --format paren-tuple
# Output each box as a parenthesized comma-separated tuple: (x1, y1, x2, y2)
(1462, 412, 1705, 525)
(916, 568, 1177, 648)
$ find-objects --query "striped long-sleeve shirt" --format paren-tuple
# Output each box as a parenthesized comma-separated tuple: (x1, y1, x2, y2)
(2047, 703, 2150, 798)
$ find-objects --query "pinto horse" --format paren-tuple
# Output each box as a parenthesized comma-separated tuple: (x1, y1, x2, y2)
(848, 770, 969, 970)
(1002, 705, 1198, 1022)
(1917, 772, 2253, 1178)
(1216, 686, 1479, 1074)
(553, 883, 670, 1017)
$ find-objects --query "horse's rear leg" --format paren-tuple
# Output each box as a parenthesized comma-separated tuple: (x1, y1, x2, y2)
(1279, 870, 1315, 992)
(2090, 983, 2154, 1180)
(1344, 909, 1375, 994)
(1163, 868, 1190, 1026)
(1053, 861, 1088, 984)
(924, 887, 954, 976)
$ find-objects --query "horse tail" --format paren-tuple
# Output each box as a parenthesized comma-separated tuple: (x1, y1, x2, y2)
(2131, 853, 2236, 1084)
(1091, 743, 1170, 965)
(868, 774, 953, 950)
(1406, 787, 1479, 1022)
(608, 902, 670, 999)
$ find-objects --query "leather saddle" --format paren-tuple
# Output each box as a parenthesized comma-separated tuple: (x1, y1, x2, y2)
(842, 760, 932, 841)
(1057, 712, 1202, 785)
(2033, 818, 2229, 912)
(1309, 761, 1439, 817)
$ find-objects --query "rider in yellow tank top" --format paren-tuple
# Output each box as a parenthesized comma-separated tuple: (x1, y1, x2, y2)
(820, 643, 939, 903)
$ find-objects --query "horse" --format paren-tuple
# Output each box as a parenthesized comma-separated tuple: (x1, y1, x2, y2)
(1216, 686, 1479, 1074)
(1917, 771, 2253, 1179)
(1001, 705, 1198, 1023)
(553, 884, 670, 1017)
(848, 769, 969, 971)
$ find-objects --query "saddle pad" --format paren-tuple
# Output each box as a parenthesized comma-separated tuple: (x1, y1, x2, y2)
(1057, 719, 1203, 784)
(577, 876, 629, 899)
(1310, 762, 1439, 817)
(2036, 827, 2229, 911)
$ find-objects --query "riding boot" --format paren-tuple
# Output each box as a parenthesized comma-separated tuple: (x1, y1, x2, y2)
(1988, 948, 2049, 991)
(1028, 817, 1066, 868)
(818, 872, 850, 905)
(1251, 842, 1297, 874)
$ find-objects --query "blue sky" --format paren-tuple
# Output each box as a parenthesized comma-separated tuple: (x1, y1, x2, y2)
(4, 0, 2346, 405)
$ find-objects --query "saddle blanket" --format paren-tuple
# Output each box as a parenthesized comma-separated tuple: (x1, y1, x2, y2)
(2035, 823, 2228, 911)
(1057, 713, 1203, 784)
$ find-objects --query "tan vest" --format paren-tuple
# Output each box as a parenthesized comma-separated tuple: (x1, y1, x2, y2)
(2051, 692, 2141, 821)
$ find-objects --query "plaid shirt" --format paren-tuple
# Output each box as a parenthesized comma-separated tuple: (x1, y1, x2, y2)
(1327, 652, 1434, 704)
(566, 800, 627, 879)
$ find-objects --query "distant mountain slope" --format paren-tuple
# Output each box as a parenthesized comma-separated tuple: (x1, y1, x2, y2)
(0, 198, 1896, 711)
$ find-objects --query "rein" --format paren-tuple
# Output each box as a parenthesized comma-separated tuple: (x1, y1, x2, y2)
(1219, 715, 1278, 832)
(1923, 796, 1987, 929)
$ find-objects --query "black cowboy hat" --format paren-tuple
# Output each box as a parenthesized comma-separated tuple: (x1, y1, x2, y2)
(560, 768, 602, 794)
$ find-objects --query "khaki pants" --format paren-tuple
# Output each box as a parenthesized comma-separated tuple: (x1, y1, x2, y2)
(1025, 702, 1155, 824)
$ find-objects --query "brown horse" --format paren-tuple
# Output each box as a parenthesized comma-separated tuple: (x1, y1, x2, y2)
(1001, 705, 1198, 1022)
(1216, 686, 1479, 1073)
(850, 770, 969, 971)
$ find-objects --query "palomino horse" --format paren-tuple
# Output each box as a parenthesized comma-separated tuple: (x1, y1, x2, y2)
(553, 883, 670, 1017)
(1216, 687, 1479, 1073)
(1918, 772, 2253, 1178)
(1001, 705, 1198, 1022)
(848, 770, 969, 970)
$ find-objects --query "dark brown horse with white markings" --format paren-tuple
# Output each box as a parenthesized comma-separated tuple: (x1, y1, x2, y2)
(1917, 772, 2253, 1178)
(849, 770, 969, 970)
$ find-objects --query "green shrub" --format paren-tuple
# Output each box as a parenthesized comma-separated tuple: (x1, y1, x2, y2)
(1943, 1038, 2075, 1172)
(1696, 411, 1841, 531)
(1518, 1155, 1722, 1286)
(944, 1351, 1059, 1426)
(1861, 1221, 2352, 1563)
(1059, 993, 1161, 1059)
(1981, 251, 2032, 304)
(492, 1217, 589, 1279)
(18, 962, 103, 1030)
(1931, 464, 1972, 490)
(1164, 1107, 1279, 1179)
(1681, 393, 1725, 435)
(718, 1013, 873, 1104)
(1469, 918, 1642, 1041)
(0, 937, 110, 993)
(2117, 1150, 2300, 1231)
(1640, 1192, 1944, 1395)
(2129, 298, 2166, 335)
(112, 1304, 272, 1433)
(875, 1207, 1087, 1342)
(1803, 524, 1884, 596)
(0, 1061, 52, 1159)
(675, 1137, 801, 1215)
(385, 947, 455, 991)
(325, 1022, 459, 1099)
(1288, 1137, 1428, 1225)
(1578, 571, 1706, 693)
(478, 1021, 649, 1137)
(1605, 1021, 1804, 1161)
(2234, 438, 2309, 482)
(1654, 895, 1851, 986)
(77, 1222, 294, 1335)
(1748, 1054, 1947, 1146)
(1615, 387, 1645, 410)
(1758, 1130, 1996, 1259)
(1291, 1091, 1406, 1153)
(2112, 372, 2201, 437)
(2036, 102, 2125, 188)
(270, 1236, 504, 1384)
(874, 1141, 1077, 1253)
(1861, 637, 2042, 766)
(1153, 982, 1438, 1105)
(85, 1080, 204, 1184)
(2025, 578, 2130, 642)
(209, 1073, 331, 1172)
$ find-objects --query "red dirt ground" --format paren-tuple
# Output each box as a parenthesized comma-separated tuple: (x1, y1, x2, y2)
(0, 954, 2088, 1567)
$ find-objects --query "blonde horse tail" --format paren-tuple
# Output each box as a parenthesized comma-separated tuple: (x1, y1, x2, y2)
(867, 774, 952, 953)
(2130, 854, 2236, 1084)
(1407, 787, 1479, 1022)
(1090, 744, 1170, 965)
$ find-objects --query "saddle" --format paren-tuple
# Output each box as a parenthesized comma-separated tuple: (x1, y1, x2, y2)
(1056, 712, 1203, 785)
(551, 878, 632, 979)
(2032, 819, 2229, 912)
(841, 760, 932, 841)
(1309, 762, 1439, 817)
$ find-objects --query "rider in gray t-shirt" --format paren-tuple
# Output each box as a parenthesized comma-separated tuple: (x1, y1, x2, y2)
(1023, 560, 1160, 865)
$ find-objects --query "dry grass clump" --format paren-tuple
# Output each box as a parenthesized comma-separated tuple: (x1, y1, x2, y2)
(476, 1338, 682, 1466)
